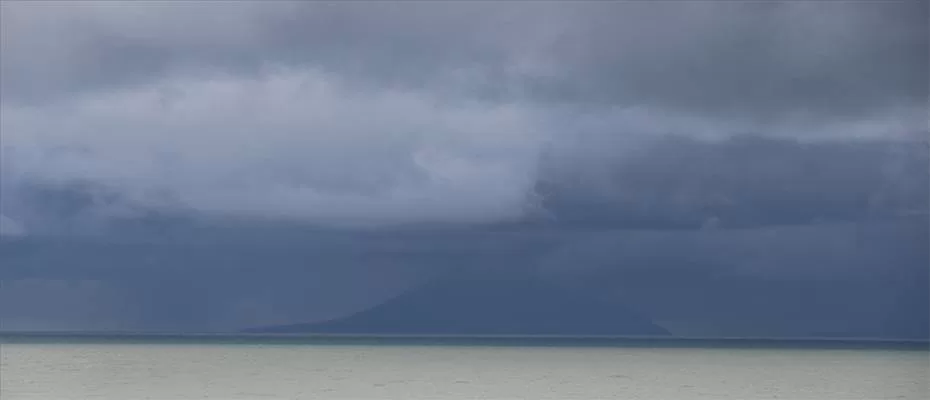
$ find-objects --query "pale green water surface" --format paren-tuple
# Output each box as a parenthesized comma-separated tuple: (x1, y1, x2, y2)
(2, 342, 927, 399)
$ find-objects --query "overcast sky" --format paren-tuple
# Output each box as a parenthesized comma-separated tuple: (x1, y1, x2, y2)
(1, 0, 927, 231)
(1, 1, 928, 337)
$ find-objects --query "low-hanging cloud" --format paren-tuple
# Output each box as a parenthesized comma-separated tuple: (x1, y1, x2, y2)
(1, 1, 926, 231)
(2, 68, 544, 227)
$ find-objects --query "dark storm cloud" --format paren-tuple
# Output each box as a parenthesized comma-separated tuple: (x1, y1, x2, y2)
(3, 1, 925, 119)
(531, 1, 929, 122)
(2, 1, 927, 339)
(1, 1, 926, 231)
(536, 135, 929, 229)
(0, 1, 543, 102)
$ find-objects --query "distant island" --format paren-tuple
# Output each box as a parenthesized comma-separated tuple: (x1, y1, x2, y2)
(245, 271, 671, 336)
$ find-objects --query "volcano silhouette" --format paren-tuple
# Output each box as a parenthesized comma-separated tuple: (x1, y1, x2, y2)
(248, 271, 670, 336)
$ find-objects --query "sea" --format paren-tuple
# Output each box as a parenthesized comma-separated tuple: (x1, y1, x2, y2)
(1, 335, 927, 400)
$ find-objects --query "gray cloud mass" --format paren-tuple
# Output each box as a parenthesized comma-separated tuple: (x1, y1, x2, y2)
(1, 0, 927, 230)
(0, 1, 928, 338)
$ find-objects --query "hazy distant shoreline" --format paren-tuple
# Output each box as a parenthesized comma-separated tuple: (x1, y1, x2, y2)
(1, 332, 926, 350)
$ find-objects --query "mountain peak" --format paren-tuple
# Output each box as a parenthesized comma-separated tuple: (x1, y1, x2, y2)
(248, 271, 670, 336)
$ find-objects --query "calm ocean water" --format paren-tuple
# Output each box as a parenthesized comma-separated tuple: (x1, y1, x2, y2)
(1, 337, 927, 400)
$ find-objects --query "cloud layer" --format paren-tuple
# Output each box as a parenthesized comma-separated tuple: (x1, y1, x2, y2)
(1, 1, 926, 231)
(2, 69, 543, 227)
